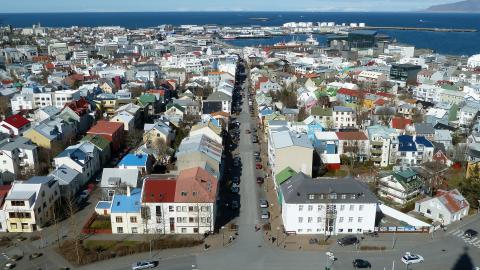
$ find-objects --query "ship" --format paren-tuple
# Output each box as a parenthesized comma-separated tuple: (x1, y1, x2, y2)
(222, 34, 237, 40)
(248, 17, 270, 22)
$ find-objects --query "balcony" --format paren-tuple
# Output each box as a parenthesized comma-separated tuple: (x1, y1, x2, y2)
(371, 141, 383, 147)
(371, 157, 382, 162)
(371, 149, 382, 155)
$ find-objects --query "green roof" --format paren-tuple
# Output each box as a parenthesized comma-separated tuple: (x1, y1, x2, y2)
(275, 167, 297, 186)
(137, 94, 156, 105)
(166, 103, 185, 113)
(310, 107, 332, 117)
(326, 87, 337, 97)
(393, 169, 423, 192)
(81, 134, 110, 151)
(449, 104, 458, 122)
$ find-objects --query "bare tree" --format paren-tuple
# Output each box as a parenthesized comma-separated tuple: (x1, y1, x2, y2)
(66, 197, 81, 265)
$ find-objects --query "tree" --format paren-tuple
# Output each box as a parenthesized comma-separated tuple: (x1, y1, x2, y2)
(297, 107, 307, 121)
(459, 177, 480, 209)
(65, 197, 81, 265)
(151, 138, 171, 165)
(0, 96, 11, 118)
(125, 128, 144, 149)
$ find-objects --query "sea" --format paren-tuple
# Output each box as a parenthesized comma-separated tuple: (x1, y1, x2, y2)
(1, 12, 479, 56)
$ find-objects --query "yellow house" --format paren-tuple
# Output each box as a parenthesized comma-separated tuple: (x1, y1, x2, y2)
(24, 128, 55, 150)
(466, 161, 480, 179)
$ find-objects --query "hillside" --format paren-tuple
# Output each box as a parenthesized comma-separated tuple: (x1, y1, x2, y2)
(425, 0, 480, 12)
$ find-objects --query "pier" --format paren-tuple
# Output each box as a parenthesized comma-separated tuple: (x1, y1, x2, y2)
(357, 26, 477, 32)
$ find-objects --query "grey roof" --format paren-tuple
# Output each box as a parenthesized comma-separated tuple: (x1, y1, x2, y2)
(280, 172, 378, 204)
(333, 106, 354, 112)
(206, 91, 231, 102)
(38, 106, 61, 117)
(271, 130, 313, 150)
(26, 176, 55, 184)
(100, 168, 140, 188)
(434, 129, 452, 142)
(49, 165, 80, 186)
(0, 136, 37, 151)
(414, 123, 435, 135)
(176, 134, 223, 163)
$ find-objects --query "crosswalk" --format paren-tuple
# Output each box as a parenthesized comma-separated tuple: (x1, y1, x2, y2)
(449, 229, 480, 249)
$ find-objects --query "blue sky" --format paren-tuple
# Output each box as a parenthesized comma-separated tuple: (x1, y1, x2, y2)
(1, 0, 457, 13)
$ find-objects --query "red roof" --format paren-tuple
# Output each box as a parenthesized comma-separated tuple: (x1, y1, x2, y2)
(142, 178, 176, 203)
(374, 98, 386, 105)
(87, 121, 124, 136)
(435, 189, 469, 213)
(337, 88, 361, 97)
(175, 167, 218, 203)
(335, 131, 368, 141)
(0, 185, 11, 208)
(3, 114, 30, 129)
(64, 97, 89, 116)
(391, 117, 413, 130)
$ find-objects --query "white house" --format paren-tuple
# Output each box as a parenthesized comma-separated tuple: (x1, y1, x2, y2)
(110, 187, 143, 234)
(377, 168, 423, 205)
(415, 189, 469, 226)
(54, 141, 101, 186)
(333, 106, 357, 129)
(279, 173, 377, 235)
(2, 176, 60, 232)
(397, 135, 434, 166)
(366, 125, 399, 167)
(111, 111, 135, 131)
(0, 137, 39, 183)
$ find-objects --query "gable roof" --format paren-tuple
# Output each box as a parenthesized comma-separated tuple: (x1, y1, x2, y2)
(81, 134, 110, 151)
(101, 167, 139, 187)
(391, 117, 413, 130)
(142, 178, 176, 203)
(435, 189, 469, 214)
(110, 188, 141, 213)
(3, 113, 30, 129)
(175, 167, 218, 203)
(88, 120, 124, 136)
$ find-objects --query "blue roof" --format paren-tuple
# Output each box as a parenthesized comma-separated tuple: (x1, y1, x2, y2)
(110, 188, 141, 213)
(398, 135, 417, 152)
(96, 201, 112, 210)
(415, 136, 434, 148)
(118, 154, 148, 167)
(260, 108, 274, 116)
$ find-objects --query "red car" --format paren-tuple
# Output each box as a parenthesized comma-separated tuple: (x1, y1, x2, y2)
(256, 177, 264, 184)
(256, 163, 263, 169)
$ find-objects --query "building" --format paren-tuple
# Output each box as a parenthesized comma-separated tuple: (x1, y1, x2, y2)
(332, 106, 357, 129)
(397, 135, 434, 166)
(202, 91, 231, 115)
(87, 121, 124, 154)
(366, 125, 398, 167)
(140, 177, 177, 234)
(54, 141, 101, 185)
(110, 187, 142, 234)
(390, 64, 422, 85)
(176, 134, 223, 178)
(415, 189, 469, 226)
(279, 173, 377, 235)
(268, 130, 314, 179)
(377, 168, 423, 205)
(0, 137, 39, 183)
(347, 30, 377, 49)
(0, 185, 11, 232)
(118, 154, 152, 175)
(2, 176, 60, 232)
(100, 167, 140, 201)
(0, 114, 31, 136)
(49, 165, 81, 199)
(336, 131, 370, 161)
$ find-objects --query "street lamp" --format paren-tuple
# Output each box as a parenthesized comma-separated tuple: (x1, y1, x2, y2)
(221, 226, 225, 247)
(276, 226, 280, 246)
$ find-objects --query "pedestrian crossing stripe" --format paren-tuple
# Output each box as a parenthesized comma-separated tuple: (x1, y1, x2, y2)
(449, 229, 463, 236)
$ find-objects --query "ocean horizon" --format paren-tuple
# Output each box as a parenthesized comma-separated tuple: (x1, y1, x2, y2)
(1, 11, 479, 56)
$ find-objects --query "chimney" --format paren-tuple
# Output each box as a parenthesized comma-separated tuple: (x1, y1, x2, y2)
(127, 186, 131, 197)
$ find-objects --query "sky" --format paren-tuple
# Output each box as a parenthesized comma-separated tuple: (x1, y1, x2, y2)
(0, 0, 459, 13)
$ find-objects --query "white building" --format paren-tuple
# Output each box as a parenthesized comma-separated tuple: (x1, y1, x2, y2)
(2, 176, 60, 232)
(332, 106, 357, 129)
(415, 189, 469, 226)
(279, 173, 377, 235)
(0, 137, 39, 183)
(54, 141, 101, 186)
(377, 168, 423, 205)
(413, 84, 442, 103)
(397, 135, 434, 166)
(467, 54, 480, 68)
(53, 90, 81, 109)
(366, 125, 399, 167)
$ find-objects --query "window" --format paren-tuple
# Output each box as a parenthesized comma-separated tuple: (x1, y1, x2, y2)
(10, 223, 17, 230)
(156, 217, 162, 223)
(349, 205, 354, 211)
(317, 205, 323, 211)
(194, 228, 199, 233)
(348, 217, 354, 223)
(348, 228, 353, 232)
(298, 217, 303, 223)
(317, 217, 322, 223)
(156, 206, 162, 216)
(176, 206, 181, 212)
(181, 228, 187, 233)
(169, 206, 174, 212)
(298, 229, 303, 233)
(329, 193, 337, 199)
(11, 201, 25, 206)
(340, 205, 345, 211)
(308, 194, 315, 200)
(189, 206, 194, 212)
(426, 209, 431, 214)
(308, 205, 313, 211)
(108, 190, 115, 198)
(307, 229, 312, 233)
(358, 217, 363, 223)
(357, 229, 363, 233)
(189, 217, 195, 223)
(298, 205, 303, 211)
(130, 217, 137, 223)
(351, 194, 356, 199)
(131, 227, 138, 234)
(359, 205, 364, 211)
(181, 191, 188, 196)
(341, 194, 346, 199)
(308, 217, 313, 223)
(117, 227, 123, 233)
(116, 217, 123, 223)
(339, 217, 344, 223)
(338, 228, 343, 232)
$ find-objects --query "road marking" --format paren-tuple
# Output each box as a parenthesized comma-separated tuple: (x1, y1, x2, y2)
(450, 229, 463, 236)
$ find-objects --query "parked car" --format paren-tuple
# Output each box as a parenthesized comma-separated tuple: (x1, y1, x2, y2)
(79, 190, 90, 200)
(401, 252, 424, 265)
(464, 229, 478, 239)
(353, 259, 371, 268)
(232, 177, 240, 184)
(255, 156, 262, 162)
(230, 186, 240, 193)
(29, 253, 42, 260)
(256, 163, 263, 169)
(256, 177, 264, 184)
(259, 199, 269, 208)
(254, 151, 260, 157)
(230, 200, 239, 210)
(9, 255, 22, 261)
(131, 260, 157, 270)
(337, 235, 359, 246)
(261, 210, 270, 219)
(3, 263, 15, 269)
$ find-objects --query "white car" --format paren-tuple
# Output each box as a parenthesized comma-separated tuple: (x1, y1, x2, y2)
(401, 252, 424, 265)
(132, 261, 156, 270)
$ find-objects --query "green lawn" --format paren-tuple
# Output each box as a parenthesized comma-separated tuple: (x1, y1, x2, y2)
(90, 219, 111, 230)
